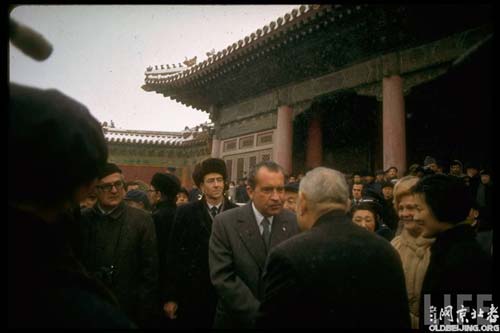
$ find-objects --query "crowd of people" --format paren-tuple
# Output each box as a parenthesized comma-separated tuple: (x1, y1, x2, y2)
(8, 19, 494, 330)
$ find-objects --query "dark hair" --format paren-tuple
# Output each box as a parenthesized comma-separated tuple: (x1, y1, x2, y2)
(247, 161, 285, 189)
(351, 200, 381, 230)
(151, 173, 181, 202)
(411, 174, 472, 224)
(178, 187, 189, 197)
(9, 84, 108, 206)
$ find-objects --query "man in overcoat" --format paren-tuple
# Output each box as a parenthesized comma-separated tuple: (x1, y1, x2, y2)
(163, 158, 238, 328)
(209, 161, 300, 328)
(79, 163, 159, 328)
(257, 167, 411, 329)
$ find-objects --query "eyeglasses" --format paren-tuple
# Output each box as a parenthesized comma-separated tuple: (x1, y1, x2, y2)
(97, 181, 124, 192)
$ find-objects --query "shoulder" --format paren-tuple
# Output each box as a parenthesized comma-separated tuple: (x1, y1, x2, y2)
(80, 207, 97, 219)
(178, 200, 204, 213)
(124, 205, 154, 228)
(217, 204, 248, 221)
(126, 205, 151, 219)
(277, 209, 297, 223)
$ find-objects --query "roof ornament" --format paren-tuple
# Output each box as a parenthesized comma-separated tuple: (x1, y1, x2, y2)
(183, 56, 197, 67)
(206, 48, 216, 57)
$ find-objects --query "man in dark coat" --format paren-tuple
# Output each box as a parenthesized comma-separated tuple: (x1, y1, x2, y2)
(209, 161, 300, 328)
(148, 172, 180, 327)
(412, 174, 493, 330)
(79, 163, 159, 328)
(149, 175, 180, 274)
(9, 83, 133, 328)
(257, 167, 411, 329)
(163, 158, 238, 328)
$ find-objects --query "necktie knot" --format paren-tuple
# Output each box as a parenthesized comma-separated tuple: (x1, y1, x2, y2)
(210, 206, 219, 218)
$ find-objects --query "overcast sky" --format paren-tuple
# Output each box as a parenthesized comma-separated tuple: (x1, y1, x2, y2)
(9, 5, 298, 131)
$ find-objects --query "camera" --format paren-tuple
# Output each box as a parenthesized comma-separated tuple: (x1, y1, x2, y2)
(94, 265, 115, 287)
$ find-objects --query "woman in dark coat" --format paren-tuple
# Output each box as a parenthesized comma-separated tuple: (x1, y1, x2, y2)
(412, 174, 493, 329)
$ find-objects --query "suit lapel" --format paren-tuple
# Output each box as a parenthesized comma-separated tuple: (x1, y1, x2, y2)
(196, 200, 212, 236)
(235, 204, 267, 271)
(270, 212, 293, 249)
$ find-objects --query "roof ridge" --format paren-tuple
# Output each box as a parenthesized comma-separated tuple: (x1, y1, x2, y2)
(144, 5, 328, 83)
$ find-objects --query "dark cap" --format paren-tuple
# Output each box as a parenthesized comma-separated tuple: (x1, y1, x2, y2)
(480, 168, 491, 176)
(151, 173, 181, 198)
(375, 169, 385, 176)
(381, 181, 394, 189)
(192, 158, 227, 187)
(450, 160, 463, 168)
(385, 166, 398, 173)
(124, 190, 150, 209)
(464, 162, 479, 170)
(167, 166, 176, 172)
(98, 163, 122, 179)
(284, 182, 299, 193)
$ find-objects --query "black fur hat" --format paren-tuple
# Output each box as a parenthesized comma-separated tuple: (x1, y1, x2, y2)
(193, 158, 227, 187)
(151, 173, 181, 198)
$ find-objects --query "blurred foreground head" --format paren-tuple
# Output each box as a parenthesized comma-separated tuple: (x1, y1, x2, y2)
(9, 83, 108, 208)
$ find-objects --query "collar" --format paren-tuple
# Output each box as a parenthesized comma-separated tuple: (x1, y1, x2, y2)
(95, 201, 126, 220)
(207, 201, 223, 210)
(433, 223, 475, 247)
(251, 202, 274, 225)
(97, 203, 119, 216)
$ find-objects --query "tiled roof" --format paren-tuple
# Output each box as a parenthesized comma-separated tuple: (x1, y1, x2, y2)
(103, 122, 212, 147)
(143, 4, 345, 86)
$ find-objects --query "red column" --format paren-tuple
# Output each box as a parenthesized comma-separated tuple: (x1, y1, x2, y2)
(306, 112, 323, 169)
(382, 75, 406, 174)
(274, 105, 293, 175)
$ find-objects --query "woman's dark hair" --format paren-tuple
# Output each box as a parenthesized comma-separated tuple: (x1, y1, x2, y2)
(411, 174, 472, 224)
(351, 200, 382, 230)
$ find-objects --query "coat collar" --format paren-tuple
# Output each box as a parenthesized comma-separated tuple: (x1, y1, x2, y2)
(94, 201, 126, 220)
(235, 203, 295, 271)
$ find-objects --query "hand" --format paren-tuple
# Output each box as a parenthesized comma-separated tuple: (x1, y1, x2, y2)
(164, 301, 178, 319)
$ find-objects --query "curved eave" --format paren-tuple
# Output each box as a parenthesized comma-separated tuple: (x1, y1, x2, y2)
(142, 5, 336, 90)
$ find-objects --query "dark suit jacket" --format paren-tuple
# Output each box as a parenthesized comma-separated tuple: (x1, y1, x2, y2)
(165, 197, 237, 328)
(257, 210, 411, 329)
(209, 203, 299, 328)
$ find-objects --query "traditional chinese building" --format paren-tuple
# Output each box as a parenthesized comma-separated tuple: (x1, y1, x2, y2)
(103, 122, 212, 187)
(142, 4, 492, 179)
